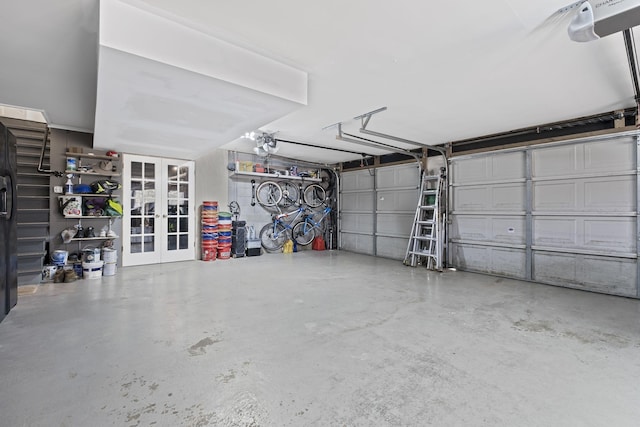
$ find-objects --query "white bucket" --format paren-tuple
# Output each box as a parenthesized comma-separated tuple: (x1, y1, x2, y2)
(42, 265, 58, 282)
(82, 261, 104, 279)
(103, 262, 117, 276)
(102, 248, 117, 263)
(82, 247, 101, 263)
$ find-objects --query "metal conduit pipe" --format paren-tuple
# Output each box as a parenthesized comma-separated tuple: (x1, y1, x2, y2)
(623, 28, 640, 126)
(452, 109, 635, 147)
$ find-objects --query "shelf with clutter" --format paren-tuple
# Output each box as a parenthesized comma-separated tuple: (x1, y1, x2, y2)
(229, 160, 322, 182)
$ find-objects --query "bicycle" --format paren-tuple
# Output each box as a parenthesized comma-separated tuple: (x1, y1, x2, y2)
(256, 180, 325, 208)
(292, 205, 332, 246)
(259, 206, 307, 252)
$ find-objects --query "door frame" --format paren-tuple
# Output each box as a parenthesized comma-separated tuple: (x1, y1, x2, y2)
(122, 154, 195, 266)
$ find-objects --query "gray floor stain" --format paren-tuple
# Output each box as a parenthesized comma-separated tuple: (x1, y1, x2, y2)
(562, 331, 594, 344)
(188, 337, 222, 356)
(216, 369, 236, 384)
(513, 319, 555, 333)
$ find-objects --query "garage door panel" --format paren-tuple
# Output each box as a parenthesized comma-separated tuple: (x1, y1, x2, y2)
(583, 177, 635, 212)
(583, 218, 635, 252)
(377, 189, 417, 212)
(534, 176, 635, 212)
(452, 151, 524, 184)
(533, 137, 634, 178)
(534, 251, 637, 297)
(376, 236, 408, 260)
(341, 233, 374, 255)
(533, 181, 577, 211)
(451, 215, 525, 244)
(583, 138, 634, 172)
(534, 218, 577, 246)
(377, 213, 414, 236)
(342, 171, 374, 191)
(376, 164, 419, 189)
(533, 145, 577, 178)
(533, 215, 637, 260)
(342, 192, 374, 211)
(341, 213, 373, 234)
(453, 183, 525, 212)
(494, 185, 526, 211)
(451, 243, 526, 279)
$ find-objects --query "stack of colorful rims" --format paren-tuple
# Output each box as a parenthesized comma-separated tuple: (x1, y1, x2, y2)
(201, 201, 219, 261)
(217, 211, 233, 259)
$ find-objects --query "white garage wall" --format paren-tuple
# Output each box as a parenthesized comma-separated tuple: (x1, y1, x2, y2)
(449, 133, 639, 298)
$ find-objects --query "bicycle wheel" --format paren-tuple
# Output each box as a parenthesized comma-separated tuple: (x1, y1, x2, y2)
(292, 220, 315, 246)
(260, 222, 288, 252)
(256, 181, 282, 207)
(303, 183, 325, 208)
(278, 181, 299, 208)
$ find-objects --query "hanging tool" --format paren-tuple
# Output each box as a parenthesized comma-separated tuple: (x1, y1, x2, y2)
(250, 180, 256, 206)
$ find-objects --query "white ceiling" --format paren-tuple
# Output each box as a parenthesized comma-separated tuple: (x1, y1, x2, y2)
(0, 0, 638, 163)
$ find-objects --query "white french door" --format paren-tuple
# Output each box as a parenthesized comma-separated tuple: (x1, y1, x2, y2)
(122, 154, 195, 266)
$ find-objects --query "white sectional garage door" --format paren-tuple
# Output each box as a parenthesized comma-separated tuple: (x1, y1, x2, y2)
(341, 169, 376, 255)
(340, 164, 419, 259)
(450, 133, 639, 298)
(450, 150, 527, 279)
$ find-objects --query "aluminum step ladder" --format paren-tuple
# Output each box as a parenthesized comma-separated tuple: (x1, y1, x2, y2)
(404, 168, 446, 270)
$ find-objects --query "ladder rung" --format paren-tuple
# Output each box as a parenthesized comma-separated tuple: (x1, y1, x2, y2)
(419, 205, 435, 210)
(417, 220, 434, 225)
(409, 250, 435, 256)
(413, 238, 436, 243)
(423, 190, 437, 195)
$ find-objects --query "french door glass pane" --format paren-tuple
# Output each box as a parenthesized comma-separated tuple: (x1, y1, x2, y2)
(168, 165, 178, 181)
(167, 235, 177, 251)
(131, 162, 142, 179)
(144, 163, 155, 179)
(179, 234, 188, 249)
(145, 237, 155, 252)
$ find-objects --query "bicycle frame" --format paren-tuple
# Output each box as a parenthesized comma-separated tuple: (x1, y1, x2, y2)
(300, 206, 332, 233)
(270, 206, 306, 234)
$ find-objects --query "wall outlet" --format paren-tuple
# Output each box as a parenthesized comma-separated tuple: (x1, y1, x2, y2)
(53, 186, 63, 194)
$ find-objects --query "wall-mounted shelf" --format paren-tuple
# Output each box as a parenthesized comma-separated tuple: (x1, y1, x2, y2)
(61, 193, 119, 198)
(65, 152, 119, 161)
(230, 171, 322, 182)
(64, 170, 121, 177)
(67, 236, 119, 242)
(62, 215, 122, 219)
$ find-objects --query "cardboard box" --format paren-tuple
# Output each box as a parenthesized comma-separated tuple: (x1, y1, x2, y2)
(239, 161, 253, 172)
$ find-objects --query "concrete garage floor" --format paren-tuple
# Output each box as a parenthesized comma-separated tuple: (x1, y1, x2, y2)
(1, 251, 639, 426)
